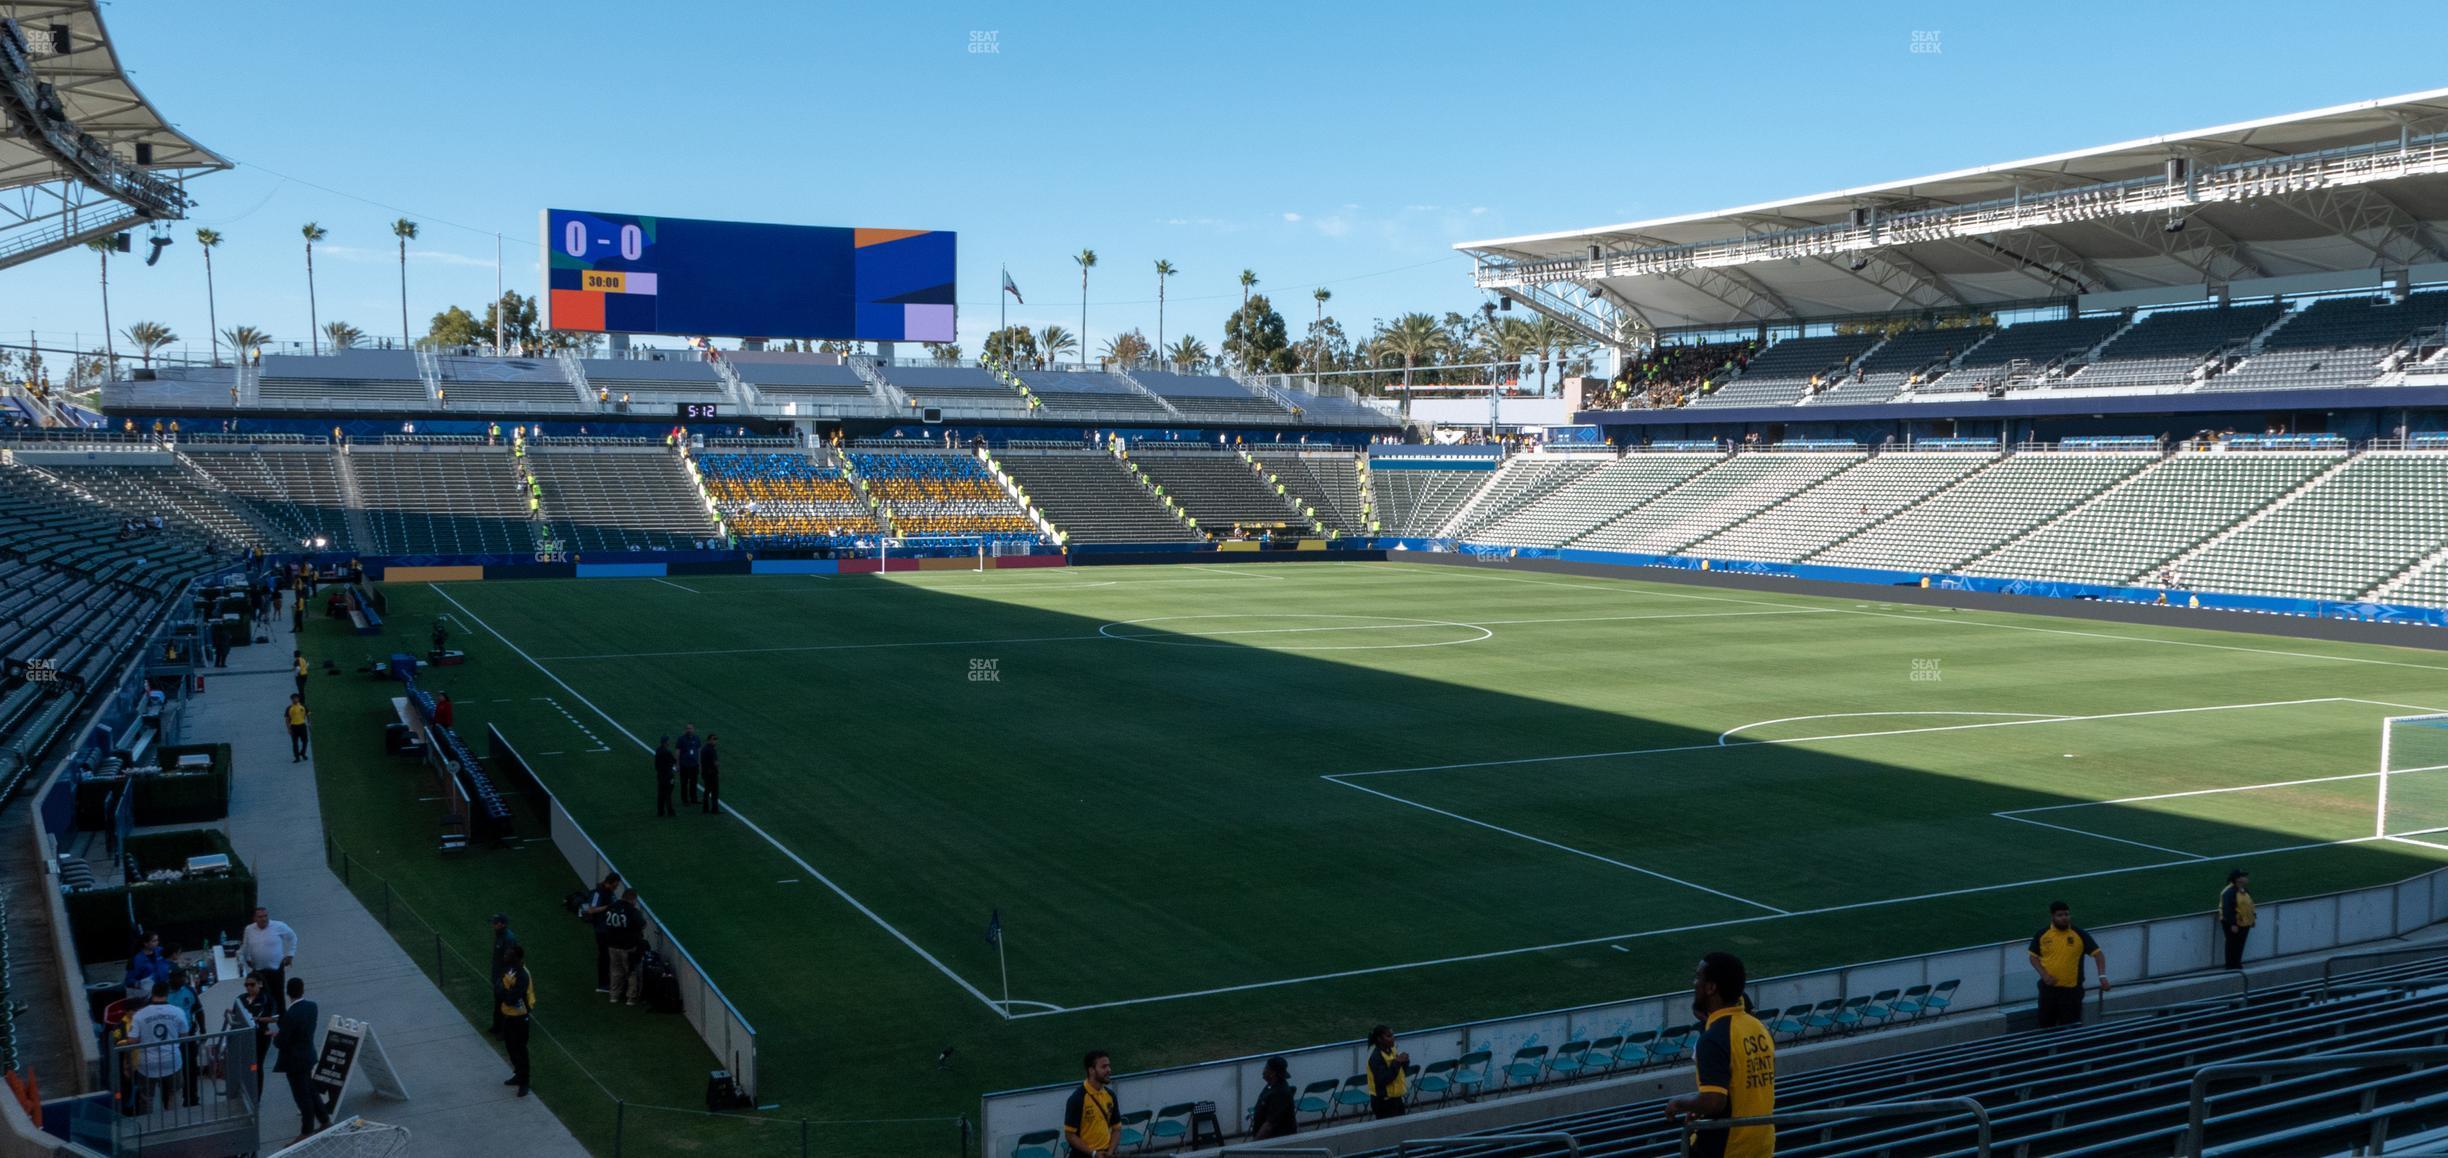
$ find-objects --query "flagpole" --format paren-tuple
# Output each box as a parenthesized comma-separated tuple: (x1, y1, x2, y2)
(999, 263, 1007, 353)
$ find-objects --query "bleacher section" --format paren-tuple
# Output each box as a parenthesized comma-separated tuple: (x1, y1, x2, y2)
(37, 458, 279, 550)
(1688, 333, 1880, 408)
(1450, 455, 1612, 539)
(1809, 452, 2155, 572)
(2063, 303, 2284, 390)
(1574, 451, 1864, 554)
(1688, 452, 1996, 562)
(1338, 955, 2448, 1158)
(2178, 451, 2448, 599)
(1133, 371, 1295, 421)
(530, 446, 711, 552)
(995, 451, 1200, 544)
(1809, 328, 1994, 405)
(846, 450, 1040, 549)
(344, 445, 531, 555)
(1961, 450, 2342, 585)
(1369, 455, 1494, 537)
(881, 366, 1027, 414)
(2206, 292, 2448, 392)
(1130, 449, 1314, 535)
(435, 357, 578, 408)
(1014, 371, 1173, 419)
(1248, 449, 1368, 535)
(1474, 454, 1721, 548)
(0, 467, 215, 592)
(1934, 315, 2126, 393)
(256, 350, 428, 405)
(731, 360, 878, 408)
(181, 446, 356, 552)
(577, 357, 724, 399)
(697, 453, 877, 549)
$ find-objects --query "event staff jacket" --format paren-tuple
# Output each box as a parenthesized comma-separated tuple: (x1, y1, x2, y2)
(2221, 885, 2257, 929)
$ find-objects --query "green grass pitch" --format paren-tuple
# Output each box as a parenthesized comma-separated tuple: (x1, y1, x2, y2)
(302, 560, 2448, 1153)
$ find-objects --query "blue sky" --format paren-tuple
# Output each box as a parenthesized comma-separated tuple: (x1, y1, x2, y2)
(11, 0, 2445, 362)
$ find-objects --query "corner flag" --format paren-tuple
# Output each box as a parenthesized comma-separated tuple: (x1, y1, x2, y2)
(1001, 269, 1024, 305)
(986, 908, 1001, 946)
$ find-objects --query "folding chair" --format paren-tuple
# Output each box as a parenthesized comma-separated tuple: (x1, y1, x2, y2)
(1500, 1045, 1550, 1090)
(1863, 989, 1902, 1028)
(1801, 998, 1845, 1035)
(1146, 1103, 1195, 1149)
(1115, 1110, 1151, 1152)
(1451, 1050, 1493, 1100)
(1293, 1079, 1338, 1123)
(1830, 995, 1873, 1033)
(1010, 1129, 1060, 1158)
(1545, 1039, 1593, 1081)
(1332, 1074, 1373, 1117)
(1766, 1005, 1810, 1040)
(1619, 1030, 1658, 1067)
(1413, 1057, 1461, 1103)
(1922, 979, 1961, 1016)
(1889, 984, 1933, 1019)
(1586, 1035, 1626, 1075)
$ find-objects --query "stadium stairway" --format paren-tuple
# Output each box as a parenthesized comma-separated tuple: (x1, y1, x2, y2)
(1958, 449, 2343, 586)
(1686, 451, 1997, 563)
(1473, 454, 1723, 549)
(531, 443, 714, 552)
(1572, 450, 1863, 555)
(1371, 460, 1493, 538)
(2168, 450, 2448, 601)
(1807, 451, 2157, 573)
(1447, 454, 1617, 540)
(1247, 447, 1370, 535)
(1131, 448, 1317, 536)
(995, 449, 1202, 544)
(1252, 938, 2448, 1158)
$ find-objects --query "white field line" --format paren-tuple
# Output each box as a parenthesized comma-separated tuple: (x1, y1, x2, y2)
(2002, 767, 2409, 815)
(649, 577, 700, 594)
(535, 607, 1832, 662)
(1010, 831, 2397, 1020)
(429, 584, 1014, 1018)
(1322, 775, 1790, 915)
(1995, 812, 2207, 860)
(1383, 562, 2448, 675)
(1719, 711, 2069, 745)
(1336, 697, 2352, 780)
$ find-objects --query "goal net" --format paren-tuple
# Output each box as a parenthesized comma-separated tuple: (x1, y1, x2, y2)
(2377, 714, 2448, 849)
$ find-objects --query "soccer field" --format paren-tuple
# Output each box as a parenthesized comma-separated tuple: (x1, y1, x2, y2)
(336, 559, 2448, 1135)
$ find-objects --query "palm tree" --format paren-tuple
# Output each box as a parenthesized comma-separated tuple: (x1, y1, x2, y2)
(84, 236, 119, 379)
(221, 325, 271, 365)
(1370, 312, 1451, 420)
(1524, 315, 1575, 395)
(121, 321, 176, 368)
(1102, 329, 1151, 367)
(1239, 268, 1258, 309)
(1072, 248, 1097, 367)
(301, 222, 328, 354)
(1036, 324, 1077, 369)
(1491, 316, 1536, 385)
(195, 228, 224, 366)
(1153, 259, 1176, 355)
(323, 321, 364, 350)
(392, 218, 419, 350)
(1311, 288, 1332, 373)
(1166, 334, 1209, 371)
(924, 342, 963, 366)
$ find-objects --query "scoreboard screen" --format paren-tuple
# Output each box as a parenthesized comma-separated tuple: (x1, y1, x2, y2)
(677, 402, 720, 421)
(543, 209, 955, 342)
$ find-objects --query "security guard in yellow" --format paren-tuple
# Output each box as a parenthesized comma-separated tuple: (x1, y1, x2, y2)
(1667, 951, 1774, 1158)
(1365, 1024, 1410, 1118)
(1062, 1050, 1122, 1158)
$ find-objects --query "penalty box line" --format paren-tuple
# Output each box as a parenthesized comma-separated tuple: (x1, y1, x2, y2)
(429, 584, 1024, 1020)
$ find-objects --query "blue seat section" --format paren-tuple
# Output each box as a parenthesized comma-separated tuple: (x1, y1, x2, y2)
(846, 452, 1043, 551)
(696, 453, 880, 550)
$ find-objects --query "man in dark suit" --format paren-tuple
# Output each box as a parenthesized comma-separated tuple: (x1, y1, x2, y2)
(271, 977, 328, 1143)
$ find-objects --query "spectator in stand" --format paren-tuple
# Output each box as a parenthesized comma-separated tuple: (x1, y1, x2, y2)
(272, 977, 327, 1141)
(241, 907, 298, 1011)
(601, 888, 646, 1005)
(123, 932, 172, 1002)
(164, 966, 202, 1106)
(1666, 951, 1775, 1158)
(674, 725, 702, 806)
(1364, 1025, 1409, 1119)
(127, 981, 190, 1115)
(699, 734, 723, 815)
(580, 872, 622, 993)
(1250, 1056, 1298, 1140)
(2027, 900, 2109, 1029)
(495, 945, 535, 1097)
(1063, 1050, 1123, 1158)
(489, 914, 519, 1035)
(285, 695, 309, 762)
(654, 739, 676, 818)
(2220, 868, 2256, 970)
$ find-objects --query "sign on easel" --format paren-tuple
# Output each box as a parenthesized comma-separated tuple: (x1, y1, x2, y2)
(311, 1015, 409, 1117)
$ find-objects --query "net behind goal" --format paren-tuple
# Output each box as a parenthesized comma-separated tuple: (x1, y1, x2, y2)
(2378, 714, 2448, 847)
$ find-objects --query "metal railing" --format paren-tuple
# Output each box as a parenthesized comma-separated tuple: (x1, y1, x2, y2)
(1682, 1098, 1992, 1158)
(2101, 965, 2251, 1018)
(2323, 945, 2448, 997)
(2184, 1048, 2448, 1158)
(1401, 1133, 1582, 1156)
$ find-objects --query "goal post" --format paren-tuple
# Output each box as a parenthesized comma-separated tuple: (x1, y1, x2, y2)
(2377, 713, 2448, 847)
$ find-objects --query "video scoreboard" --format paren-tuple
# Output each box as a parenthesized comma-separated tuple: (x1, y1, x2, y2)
(543, 209, 955, 343)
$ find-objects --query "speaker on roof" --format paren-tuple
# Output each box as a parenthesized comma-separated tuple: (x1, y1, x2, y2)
(110, 232, 130, 253)
(1587, 244, 1601, 264)
(46, 25, 67, 54)
(2166, 158, 2188, 185)
(1849, 208, 1870, 229)
(134, 142, 152, 165)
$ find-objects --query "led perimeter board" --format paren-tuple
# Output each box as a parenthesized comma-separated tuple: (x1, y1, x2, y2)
(542, 209, 955, 342)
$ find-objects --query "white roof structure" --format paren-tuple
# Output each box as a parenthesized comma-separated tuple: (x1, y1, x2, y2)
(1459, 89, 2448, 340)
(0, 1, 226, 265)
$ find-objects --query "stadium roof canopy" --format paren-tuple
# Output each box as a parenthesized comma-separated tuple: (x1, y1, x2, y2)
(1458, 89, 2448, 343)
(0, 1, 227, 266)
